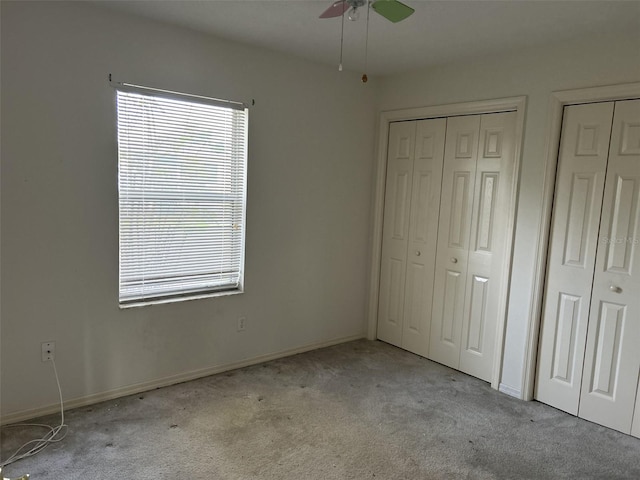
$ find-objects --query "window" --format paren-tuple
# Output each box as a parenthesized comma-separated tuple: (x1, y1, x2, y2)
(116, 84, 248, 306)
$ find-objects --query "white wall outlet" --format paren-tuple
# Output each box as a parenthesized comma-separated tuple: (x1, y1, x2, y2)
(237, 316, 246, 332)
(41, 341, 55, 362)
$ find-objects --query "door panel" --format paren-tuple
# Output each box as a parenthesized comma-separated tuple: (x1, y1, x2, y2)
(404, 262, 427, 332)
(448, 172, 472, 248)
(604, 176, 638, 274)
(563, 173, 598, 267)
(386, 258, 405, 326)
(430, 115, 480, 369)
(465, 274, 489, 353)
(401, 118, 446, 356)
(578, 99, 640, 434)
(460, 112, 517, 381)
(377, 121, 415, 347)
(551, 293, 583, 383)
(441, 269, 463, 344)
(536, 102, 614, 414)
(585, 301, 625, 398)
(474, 172, 499, 252)
(391, 173, 410, 238)
(632, 374, 640, 438)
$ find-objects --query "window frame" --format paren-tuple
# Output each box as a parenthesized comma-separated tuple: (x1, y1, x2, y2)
(114, 81, 249, 308)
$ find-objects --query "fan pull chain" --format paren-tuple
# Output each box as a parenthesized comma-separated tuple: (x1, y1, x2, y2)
(339, 7, 345, 72)
(362, 1, 370, 83)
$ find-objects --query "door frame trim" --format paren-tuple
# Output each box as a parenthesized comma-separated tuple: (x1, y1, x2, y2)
(521, 82, 640, 401)
(367, 96, 527, 390)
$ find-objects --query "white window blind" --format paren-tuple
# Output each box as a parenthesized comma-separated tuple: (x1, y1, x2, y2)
(116, 87, 248, 305)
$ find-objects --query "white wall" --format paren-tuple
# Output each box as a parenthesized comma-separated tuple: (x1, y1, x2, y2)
(375, 29, 640, 396)
(0, 2, 375, 419)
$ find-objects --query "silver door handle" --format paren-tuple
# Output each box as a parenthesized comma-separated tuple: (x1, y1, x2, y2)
(415, 251, 421, 256)
(450, 258, 458, 264)
(609, 285, 622, 294)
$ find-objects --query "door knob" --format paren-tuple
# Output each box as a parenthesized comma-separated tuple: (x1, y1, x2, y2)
(609, 285, 623, 294)
(450, 257, 458, 263)
(415, 251, 421, 256)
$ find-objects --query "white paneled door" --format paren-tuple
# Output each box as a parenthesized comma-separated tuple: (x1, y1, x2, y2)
(377, 121, 415, 347)
(377, 119, 446, 357)
(430, 115, 480, 369)
(536, 99, 640, 437)
(633, 375, 640, 438)
(578, 99, 640, 435)
(401, 119, 447, 356)
(459, 112, 517, 381)
(378, 111, 518, 383)
(430, 113, 517, 382)
(536, 102, 614, 414)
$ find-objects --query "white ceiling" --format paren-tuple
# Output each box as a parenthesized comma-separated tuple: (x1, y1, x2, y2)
(94, 0, 640, 76)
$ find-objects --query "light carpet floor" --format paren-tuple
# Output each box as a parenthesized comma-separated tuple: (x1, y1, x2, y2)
(2, 340, 639, 479)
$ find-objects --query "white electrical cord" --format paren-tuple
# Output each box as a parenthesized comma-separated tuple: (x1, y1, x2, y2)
(0, 358, 68, 468)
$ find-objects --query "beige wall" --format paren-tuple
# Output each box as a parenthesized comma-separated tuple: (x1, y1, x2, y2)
(375, 29, 640, 395)
(0, 2, 375, 419)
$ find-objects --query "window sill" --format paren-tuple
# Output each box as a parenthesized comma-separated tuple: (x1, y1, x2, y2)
(119, 288, 244, 309)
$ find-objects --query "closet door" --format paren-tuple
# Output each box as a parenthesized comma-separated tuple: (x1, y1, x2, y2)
(535, 102, 614, 414)
(429, 115, 480, 369)
(401, 119, 446, 356)
(632, 379, 640, 438)
(459, 111, 517, 382)
(377, 121, 416, 347)
(377, 119, 447, 355)
(377, 111, 518, 380)
(578, 99, 640, 433)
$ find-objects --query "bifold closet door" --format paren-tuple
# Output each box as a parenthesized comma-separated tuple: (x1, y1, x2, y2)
(537, 99, 640, 436)
(429, 115, 480, 369)
(377, 119, 446, 356)
(402, 119, 446, 356)
(535, 102, 614, 414)
(459, 111, 517, 381)
(429, 112, 516, 382)
(377, 121, 415, 347)
(378, 111, 517, 382)
(578, 99, 640, 434)
(633, 382, 640, 438)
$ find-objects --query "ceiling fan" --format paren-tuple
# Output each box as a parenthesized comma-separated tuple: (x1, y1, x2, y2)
(320, 0, 415, 24)
(319, 0, 415, 82)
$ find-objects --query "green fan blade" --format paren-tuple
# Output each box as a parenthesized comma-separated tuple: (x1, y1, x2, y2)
(372, 0, 414, 23)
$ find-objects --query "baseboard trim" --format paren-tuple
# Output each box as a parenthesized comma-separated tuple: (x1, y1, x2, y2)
(499, 383, 523, 399)
(1, 334, 364, 425)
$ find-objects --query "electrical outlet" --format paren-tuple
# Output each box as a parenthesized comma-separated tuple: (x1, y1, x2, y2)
(41, 341, 55, 362)
(237, 316, 246, 332)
